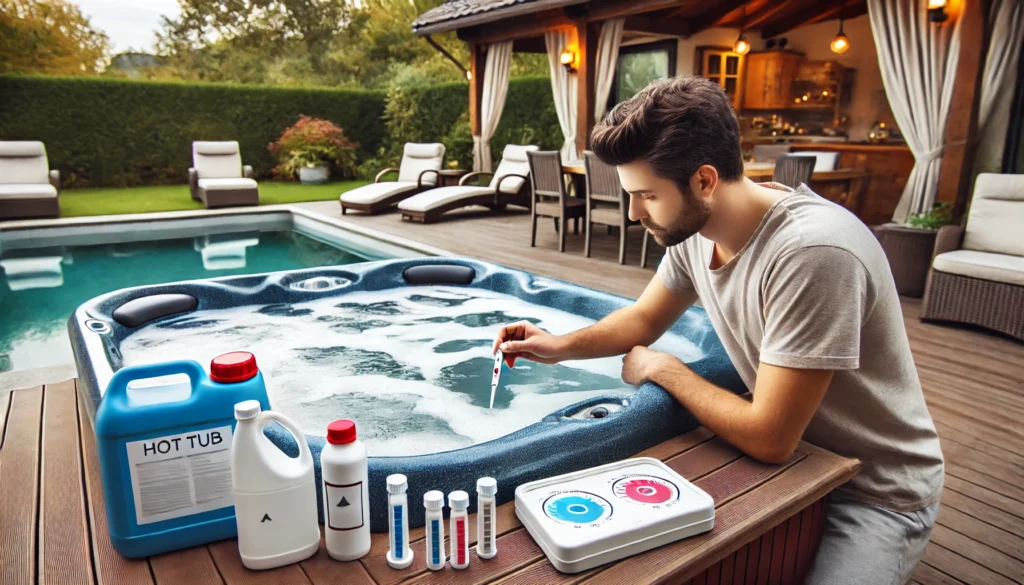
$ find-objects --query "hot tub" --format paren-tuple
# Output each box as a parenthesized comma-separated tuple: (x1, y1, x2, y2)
(70, 258, 744, 532)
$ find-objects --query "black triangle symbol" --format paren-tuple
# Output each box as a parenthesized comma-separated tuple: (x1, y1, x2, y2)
(261, 513, 272, 522)
(338, 497, 351, 507)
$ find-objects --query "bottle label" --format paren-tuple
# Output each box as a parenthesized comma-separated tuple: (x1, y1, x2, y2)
(325, 480, 365, 530)
(125, 425, 233, 525)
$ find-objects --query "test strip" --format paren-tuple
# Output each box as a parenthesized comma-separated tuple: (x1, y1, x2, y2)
(393, 505, 404, 558)
(490, 350, 503, 409)
(481, 502, 493, 554)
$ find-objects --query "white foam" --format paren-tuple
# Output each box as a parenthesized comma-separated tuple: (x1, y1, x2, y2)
(119, 286, 703, 456)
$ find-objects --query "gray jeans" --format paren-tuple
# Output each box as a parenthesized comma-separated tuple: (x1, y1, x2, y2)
(804, 493, 940, 585)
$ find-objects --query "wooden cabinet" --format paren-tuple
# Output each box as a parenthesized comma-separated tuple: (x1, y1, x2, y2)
(743, 51, 802, 110)
(696, 47, 745, 110)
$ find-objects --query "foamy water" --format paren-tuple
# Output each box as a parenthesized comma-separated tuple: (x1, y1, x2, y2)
(119, 286, 703, 456)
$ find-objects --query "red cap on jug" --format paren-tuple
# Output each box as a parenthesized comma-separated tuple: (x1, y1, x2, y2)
(210, 352, 258, 383)
(327, 420, 357, 445)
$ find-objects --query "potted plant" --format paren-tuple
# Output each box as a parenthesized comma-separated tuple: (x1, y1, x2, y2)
(269, 115, 359, 185)
(874, 202, 955, 298)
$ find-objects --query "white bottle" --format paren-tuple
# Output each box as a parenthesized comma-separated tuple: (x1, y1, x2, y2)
(231, 400, 320, 570)
(386, 474, 414, 569)
(320, 419, 371, 561)
(448, 490, 470, 570)
(476, 478, 498, 559)
(423, 490, 446, 571)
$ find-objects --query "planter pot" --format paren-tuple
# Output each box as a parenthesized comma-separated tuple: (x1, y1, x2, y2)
(873, 223, 939, 298)
(298, 165, 330, 185)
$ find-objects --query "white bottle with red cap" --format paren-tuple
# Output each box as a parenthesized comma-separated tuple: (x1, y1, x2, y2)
(320, 419, 371, 561)
(231, 400, 320, 570)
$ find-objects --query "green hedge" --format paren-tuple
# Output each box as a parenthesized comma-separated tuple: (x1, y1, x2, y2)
(0, 74, 561, 188)
(0, 76, 386, 187)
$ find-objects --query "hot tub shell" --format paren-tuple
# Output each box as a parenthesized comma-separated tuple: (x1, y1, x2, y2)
(70, 258, 745, 532)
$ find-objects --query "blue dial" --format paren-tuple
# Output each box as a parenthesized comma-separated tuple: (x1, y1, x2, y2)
(543, 491, 612, 524)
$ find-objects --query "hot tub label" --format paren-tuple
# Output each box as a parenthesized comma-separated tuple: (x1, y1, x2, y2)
(125, 425, 234, 525)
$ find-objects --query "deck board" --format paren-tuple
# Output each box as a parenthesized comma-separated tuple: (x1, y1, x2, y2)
(40, 381, 94, 585)
(77, 385, 155, 585)
(0, 386, 43, 585)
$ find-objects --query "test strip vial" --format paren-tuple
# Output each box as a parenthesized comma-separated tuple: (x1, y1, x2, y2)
(448, 490, 471, 570)
(386, 474, 414, 569)
(423, 490, 446, 571)
(476, 477, 498, 559)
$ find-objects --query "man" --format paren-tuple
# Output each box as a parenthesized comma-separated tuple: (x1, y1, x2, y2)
(492, 76, 944, 584)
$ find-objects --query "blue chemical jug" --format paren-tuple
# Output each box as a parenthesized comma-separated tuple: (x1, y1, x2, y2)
(95, 351, 271, 558)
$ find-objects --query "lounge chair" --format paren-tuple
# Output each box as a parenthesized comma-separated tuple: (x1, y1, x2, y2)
(341, 143, 445, 215)
(398, 144, 538, 223)
(921, 173, 1024, 340)
(189, 141, 259, 208)
(0, 141, 60, 220)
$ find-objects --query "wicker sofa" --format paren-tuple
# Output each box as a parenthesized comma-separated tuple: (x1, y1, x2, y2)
(921, 173, 1024, 340)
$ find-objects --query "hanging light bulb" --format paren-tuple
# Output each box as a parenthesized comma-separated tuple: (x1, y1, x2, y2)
(928, 0, 949, 23)
(734, 35, 751, 55)
(733, 6, 750, 55)
(831, 4, 850, 54)
(465, 70, 472, 81)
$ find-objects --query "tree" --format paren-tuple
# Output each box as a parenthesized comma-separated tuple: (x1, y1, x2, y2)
(0, 0, 110, 75)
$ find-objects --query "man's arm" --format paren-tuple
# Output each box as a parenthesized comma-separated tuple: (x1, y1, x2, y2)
(635, 352, 831, 464)
(495, 275, 697, 364)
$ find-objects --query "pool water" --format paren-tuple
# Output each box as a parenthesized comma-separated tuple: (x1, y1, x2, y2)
(119, 286, 704, 456)
(0, 230, 372, 374)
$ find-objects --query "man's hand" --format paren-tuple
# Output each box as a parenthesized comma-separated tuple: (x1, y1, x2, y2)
(621, 346, 676, 386)
(492, 321, 565, 367)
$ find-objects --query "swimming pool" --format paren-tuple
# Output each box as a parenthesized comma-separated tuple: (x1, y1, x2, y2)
(71, 257, 746, 532)
(0, 210, 428, 381)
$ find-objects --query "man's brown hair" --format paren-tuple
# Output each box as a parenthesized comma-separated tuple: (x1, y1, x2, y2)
(591, 76, 744, 191)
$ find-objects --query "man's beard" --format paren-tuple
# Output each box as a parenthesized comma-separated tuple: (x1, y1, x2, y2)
(641, 195, 710, 247)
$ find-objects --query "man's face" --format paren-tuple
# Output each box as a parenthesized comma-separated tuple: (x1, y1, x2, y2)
(617, 160, 711, 247)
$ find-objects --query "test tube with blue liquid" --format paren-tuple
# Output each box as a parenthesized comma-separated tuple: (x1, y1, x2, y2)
(386, 474, 414, 569)
(423, 490, 446, 570)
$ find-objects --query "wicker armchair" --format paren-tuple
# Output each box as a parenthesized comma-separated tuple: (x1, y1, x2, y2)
(920, 174, 1024, 340)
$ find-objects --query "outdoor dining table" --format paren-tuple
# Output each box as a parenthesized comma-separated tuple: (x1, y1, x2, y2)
(0, 379, 859, 585)
(561, 160, 870, 216)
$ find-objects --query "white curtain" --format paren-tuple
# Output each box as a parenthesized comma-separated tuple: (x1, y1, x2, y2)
(981, 0, 1024, 132)
(473, 41, 513, 173)
(869, 0, 963, 223)
(594, 18, 624, 122)
(546, 29, 579, 161)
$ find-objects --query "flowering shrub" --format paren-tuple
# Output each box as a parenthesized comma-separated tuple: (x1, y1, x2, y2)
(268, 115, 359, 179)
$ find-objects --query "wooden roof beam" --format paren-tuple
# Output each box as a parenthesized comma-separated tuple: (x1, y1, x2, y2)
(680, 0, 750, 33)
(760, 0, 865, 39)
(743, 0, 795, 30)
(623, 14, 692, 37)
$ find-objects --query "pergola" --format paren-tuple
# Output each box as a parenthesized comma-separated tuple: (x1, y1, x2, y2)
(412, 0, 995, 221)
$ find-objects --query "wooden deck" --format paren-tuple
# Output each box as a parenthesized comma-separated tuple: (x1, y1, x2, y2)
(1, 203, 1022, 585)
(0, 380, 858, 585)
(307, 203, 1024, 585)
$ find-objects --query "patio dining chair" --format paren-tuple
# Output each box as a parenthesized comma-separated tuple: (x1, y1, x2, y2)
(583, 151, 642, 265)
(528, 150, 585, 253)
(772, 154, 816, 189)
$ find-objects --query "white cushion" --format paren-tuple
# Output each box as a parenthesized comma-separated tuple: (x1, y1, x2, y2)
(791, 150, 839, 172)
(489, 144, 539, 193)
(0, 141, 49, 185)
(397, 186, 495, 212)
(197, 177, 258, 191)
(193, 141, 243, 179)
(341, 181, 419, 204)
(194, 235, 259, 270)
(963, 173, 1024, 257)
(933, 249, 1024, 286)
(397, 143, 445, 185)
(0, 183, 58, 198)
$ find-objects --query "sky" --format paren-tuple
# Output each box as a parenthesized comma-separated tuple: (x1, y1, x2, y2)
(73, 0, 182, 54)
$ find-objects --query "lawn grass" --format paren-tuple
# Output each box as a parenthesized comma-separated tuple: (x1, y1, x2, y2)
(58, 180, 367, 218)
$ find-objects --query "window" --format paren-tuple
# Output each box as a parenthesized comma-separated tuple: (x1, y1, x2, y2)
(610, 40, 678, 107)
